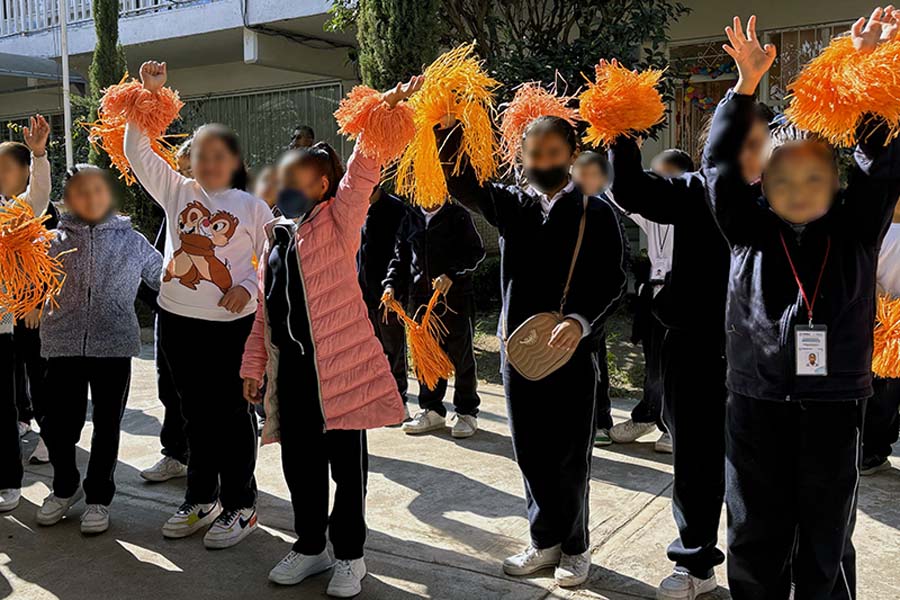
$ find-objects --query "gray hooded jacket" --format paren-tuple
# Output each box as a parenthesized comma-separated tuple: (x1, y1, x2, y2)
(40, 214, 163, 358)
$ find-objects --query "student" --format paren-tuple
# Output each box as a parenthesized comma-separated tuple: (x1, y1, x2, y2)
(865, 197, 900, 475)
(240, 79, 417, 597)
(0, 115, 51, 513)
(35, 165, 163, 534)
(707, 13, 900, 598)
(359, 185, 410, 421)
(608, 150, 693, 453)
(571, 152, 615, 447)
(253, 165, 279, 211)
(123, 61, 273, 549)
(384, 199, 485, 438)
(608, 89, 772, 600)
(288, 125, 315, 150)
(437, 115, 628, 587)
(140, 137, 191, 483)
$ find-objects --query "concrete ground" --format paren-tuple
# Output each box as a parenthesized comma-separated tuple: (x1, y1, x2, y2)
(2, 348, 899, 600)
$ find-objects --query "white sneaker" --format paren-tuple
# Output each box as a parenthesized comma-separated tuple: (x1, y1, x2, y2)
(656, 567, 717, 599)
(203, 506, 257, 549)
(30, 436, 50, 464)
(37, 488, 84, 526)
(141, 456, 188, 482)
(655, 432, 673, 454)
(451, 414, 478, 439)
(162, 501, 221, 539)
(555, 550, 591, 587)
(610, 419, 657, 443)
(0, 488, 21, 512)
(327, 558, 367, 598)
(401, 409, 446, 435)
(80, 504, 110, 534)
(503, 543, 561, 576)
(17, 421, 31, 438)
(269, 549, 333, 585)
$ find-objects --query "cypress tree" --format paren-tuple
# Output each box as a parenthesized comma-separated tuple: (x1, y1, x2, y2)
(87, 0, 125, 166)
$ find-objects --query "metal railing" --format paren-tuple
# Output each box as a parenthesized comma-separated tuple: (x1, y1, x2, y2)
(0, 0, 215, 37)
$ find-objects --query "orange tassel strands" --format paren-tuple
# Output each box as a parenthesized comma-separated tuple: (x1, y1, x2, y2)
(786, 36, 900, 147)
(381, 289, 454, 391)
(396, 43, 500, 209)
(0, 199, 69, 320)
(88, 75, 185, 185)
(873, 294, 900, 378)
(578, 61, 666, 147)
(499, 83, 578, 169)
(335, 85, 416, 164)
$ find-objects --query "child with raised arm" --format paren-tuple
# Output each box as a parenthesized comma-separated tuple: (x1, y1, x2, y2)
(0, 115, 52, 512)
(240, 79, 417, 597)
(123, 61, 273, 549)
(707, 12, 900, 597)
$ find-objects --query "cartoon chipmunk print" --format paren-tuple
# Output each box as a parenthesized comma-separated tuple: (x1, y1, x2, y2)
(165, 201, 239, 293)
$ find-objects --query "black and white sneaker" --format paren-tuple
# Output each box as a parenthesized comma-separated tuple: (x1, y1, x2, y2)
(162, 501, 221, 539)
(203, 506, 258, 549)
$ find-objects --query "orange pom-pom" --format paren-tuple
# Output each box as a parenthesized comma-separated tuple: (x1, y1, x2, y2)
(578, 61, 665, 147)
(88, 74, 184, 185)
(498, 83, 578, 169)
(380, 289, 454, 390)
(335, 85, 416, 164)
(873, 294, 900, 378)
(0, 199, 70, 320)
(786, 36, 900, 147)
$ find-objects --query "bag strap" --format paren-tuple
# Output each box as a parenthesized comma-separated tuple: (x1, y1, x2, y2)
(559, 196, 589, 313)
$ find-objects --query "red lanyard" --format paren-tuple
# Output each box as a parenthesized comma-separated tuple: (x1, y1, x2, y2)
(779, 232, 831, 326)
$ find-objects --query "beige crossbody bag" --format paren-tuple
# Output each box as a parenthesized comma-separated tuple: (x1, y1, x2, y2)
(505, 196, 589, 381)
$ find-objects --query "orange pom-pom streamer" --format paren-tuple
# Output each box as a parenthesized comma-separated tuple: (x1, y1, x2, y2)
(578, 61, 666, 147)
(786, 36, 900, 147)
(381, 289, 454, 390)
(499, 82, 578, 169)
(873, 294, 900, 378)
(0, 199, 70, 320)
(87, 74, 184, 185)
(335, 85, 416, 164)
(396, 43, 500, 209)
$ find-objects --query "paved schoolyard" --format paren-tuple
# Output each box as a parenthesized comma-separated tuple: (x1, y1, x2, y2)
(2, 347, 899, 599)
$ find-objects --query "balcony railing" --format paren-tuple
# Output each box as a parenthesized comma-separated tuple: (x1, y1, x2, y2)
(0, 0, 216, 38)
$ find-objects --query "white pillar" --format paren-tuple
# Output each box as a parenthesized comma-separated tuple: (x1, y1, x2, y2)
(58, 0, 74, 169)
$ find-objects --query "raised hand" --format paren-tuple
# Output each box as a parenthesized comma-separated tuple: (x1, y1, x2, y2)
(22, 114, 50, 157)
(140, 60, 167, 93)
(851, 6, 900, 52)
(433, 274, 453, 295)
(723, 15, 777, 95)
(243, 378, 261, 404)
(382, 75, 424, 108)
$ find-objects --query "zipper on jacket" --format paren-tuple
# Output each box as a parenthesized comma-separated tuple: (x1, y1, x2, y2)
(82, 228, 94, 355)
(282, 236, 305, 356)
(293, 240, 327, 433)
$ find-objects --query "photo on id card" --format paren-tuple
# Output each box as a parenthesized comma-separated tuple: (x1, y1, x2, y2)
(795, 325, 827, 376)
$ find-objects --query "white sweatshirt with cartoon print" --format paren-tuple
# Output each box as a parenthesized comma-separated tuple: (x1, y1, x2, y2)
(123, 123, 272, 322)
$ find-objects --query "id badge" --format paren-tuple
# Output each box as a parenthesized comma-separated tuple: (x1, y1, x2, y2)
(795, 324, 827, 376)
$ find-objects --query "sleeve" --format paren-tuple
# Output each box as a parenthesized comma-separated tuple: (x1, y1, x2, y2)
(138, 233, 164, 291)
(605, 191, 649, 234)
(445, 209, 486, 279)
(237, 199, 273, 297)
(123, 122, 187, 209)
(21, 152, 51, 216)
(438, 126, 519, 231)
(701, 90, 766, 243)
(842, 120, 900, 244)
(608, 137, 692, 225)
(383, 216, 411, 294)
(332, 142, 381, 247)
(240, 245, 270, 382)
(564, 200, 629, 335)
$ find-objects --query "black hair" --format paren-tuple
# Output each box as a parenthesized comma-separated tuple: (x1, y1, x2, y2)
(289, 125, 316, 150)
(523, 116, 578, 155)
(63, 164, 115, 199)
(280, 141, 345, 200)
(0, 141, 31, 168)
(653, 148, 695, 174)
(698, 101, 773, 149)
(574, 151, 609, 176)
(768, 124, 838, 171)
(191, 123, 249, 191)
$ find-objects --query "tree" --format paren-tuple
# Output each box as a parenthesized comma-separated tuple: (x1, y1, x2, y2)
(87, 0, 125, 166)
(353, 0, 441, 89)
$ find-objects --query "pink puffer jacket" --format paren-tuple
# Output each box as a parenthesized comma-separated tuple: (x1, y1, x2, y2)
(240, 149, 404, 443)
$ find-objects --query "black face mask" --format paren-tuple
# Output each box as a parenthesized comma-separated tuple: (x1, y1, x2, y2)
(525, 165, 569, 194)
(276, 188, 316, 220)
